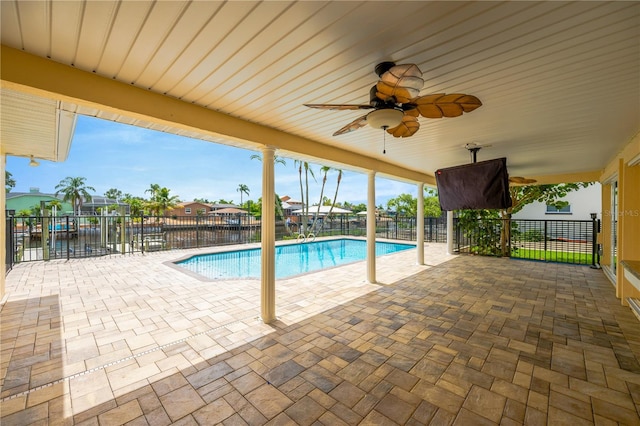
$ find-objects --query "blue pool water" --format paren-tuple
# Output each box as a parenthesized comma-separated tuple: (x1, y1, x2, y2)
(176, 238, 415, 279)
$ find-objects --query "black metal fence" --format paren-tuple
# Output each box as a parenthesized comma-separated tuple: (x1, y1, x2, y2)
(288, 215, 448, 243)
(9, 214, 264, 262)
(5, 212, 598, 268)
(455, 217, 600, 266)
(5, 213, 14, 275)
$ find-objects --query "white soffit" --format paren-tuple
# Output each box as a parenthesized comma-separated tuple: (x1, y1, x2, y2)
(0, 88, 76, 162)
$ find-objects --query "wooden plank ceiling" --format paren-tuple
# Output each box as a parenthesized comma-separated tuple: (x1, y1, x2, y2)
(1, 1, 638, 181)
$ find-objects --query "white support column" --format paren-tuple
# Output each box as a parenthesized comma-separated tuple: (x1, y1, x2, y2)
(261, 146, 276, 323)
(366, 171, 376, 284)
(416, 183, 424, 265)
(447, 210, 454, 255)
(1, 155, 6, 300)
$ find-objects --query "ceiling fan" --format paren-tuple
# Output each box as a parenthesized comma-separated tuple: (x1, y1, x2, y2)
(508, 176, 537, 184)
(305, 61, 483, 138)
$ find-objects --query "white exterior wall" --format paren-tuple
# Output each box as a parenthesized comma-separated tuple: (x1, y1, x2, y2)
(512, 183, 602, 221)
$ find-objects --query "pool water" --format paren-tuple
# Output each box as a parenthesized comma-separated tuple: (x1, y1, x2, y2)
(176, 238, 414, 279)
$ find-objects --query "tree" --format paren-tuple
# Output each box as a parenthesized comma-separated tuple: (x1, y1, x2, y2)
(424, 189, 442, 218)
(498, 182, 592, 255)
(346, 202, 367, 214)
(145, 183, 161, 200)
(458, 182, 593, 256)
(313, 166, 331, 227)
(55, 177, 95, 215)
(104, 188, 123, 201)
(122, 195, 145, 217)
(319, 168, 343, 233)
(237, 184, 249, 208)
(47, 199, 63, 215)
(146, 186, 179, 217)
(250, 153, 289, 227)
(5, 171, 16, 193)
(387, 193, 416, 216)
(385, 190, 441, 218)
(295, 160, 316, 233)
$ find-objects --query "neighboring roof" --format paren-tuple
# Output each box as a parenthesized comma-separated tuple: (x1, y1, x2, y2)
(292, 205, 352, 215)
(174, 201, 211, 208)
(210, 207, 247, 214)
(211, 203, 238, 209)
(82, 196, 127, 206)
(6, 191, 59, 199)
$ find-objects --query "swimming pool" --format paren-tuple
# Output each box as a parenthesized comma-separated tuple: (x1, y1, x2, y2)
(176, 238, 415, 279)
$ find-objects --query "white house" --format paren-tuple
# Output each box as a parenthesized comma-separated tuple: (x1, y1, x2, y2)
(512, 183, 602, 221)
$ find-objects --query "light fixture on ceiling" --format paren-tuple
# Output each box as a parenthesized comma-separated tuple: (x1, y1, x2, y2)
(367, 108, 404, 155)
(29, 155, 40, 167)
(366, 108, 404, 130)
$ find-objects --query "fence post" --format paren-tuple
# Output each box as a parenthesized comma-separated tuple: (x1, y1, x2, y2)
(140, 213, 145, 253)
(5, 210, 15, 273)
(544, 220, 548, 256)
(196, 215, 200, 248)
(66, 216, 70, 261)
(590, 213, 601, 269)
(507, 217, 512, 256)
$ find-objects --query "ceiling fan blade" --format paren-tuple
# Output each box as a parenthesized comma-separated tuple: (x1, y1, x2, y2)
(304, 103, 373, 111)
(509, 176, 537, 184)
(333, 114, 369, 136)
(387, 115, 420, 138)
(412, 93, 482, 118)
(376, 64, 424, 104)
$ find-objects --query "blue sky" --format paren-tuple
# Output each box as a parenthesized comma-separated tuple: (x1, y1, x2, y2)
(7, 115, 418, 206)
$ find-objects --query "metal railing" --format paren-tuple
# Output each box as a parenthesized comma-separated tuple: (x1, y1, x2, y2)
(5, 213, 598, 267)
(9, 214, 264, 262)
(455, 217, 599, 266)
(5, 212, 15, 275)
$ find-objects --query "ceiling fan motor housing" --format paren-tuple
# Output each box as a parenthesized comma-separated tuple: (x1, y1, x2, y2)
(375, 61, 396, 77)
(369, 85, 395, 107)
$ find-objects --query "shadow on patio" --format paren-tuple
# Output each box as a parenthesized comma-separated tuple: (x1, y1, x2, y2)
(2, 247, 640, 424)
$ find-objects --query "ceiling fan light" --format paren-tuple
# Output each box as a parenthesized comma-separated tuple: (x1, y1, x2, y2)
(366, 108, 404, 130)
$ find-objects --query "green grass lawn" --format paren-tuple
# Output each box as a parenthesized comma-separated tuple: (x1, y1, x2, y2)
(512, 248, 593, 265)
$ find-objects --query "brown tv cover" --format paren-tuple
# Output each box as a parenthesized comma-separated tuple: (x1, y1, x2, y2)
(435, 157, 512, 211)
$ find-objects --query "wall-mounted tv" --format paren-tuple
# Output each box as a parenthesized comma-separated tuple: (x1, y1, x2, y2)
(435, 157, 512, 211)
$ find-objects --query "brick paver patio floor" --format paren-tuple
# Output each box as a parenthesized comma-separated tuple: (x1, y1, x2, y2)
(2, 241, 640, 425)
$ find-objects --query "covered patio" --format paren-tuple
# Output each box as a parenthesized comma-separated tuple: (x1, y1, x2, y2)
(2, 243, 640, 424)
(1, 1, 639, 424)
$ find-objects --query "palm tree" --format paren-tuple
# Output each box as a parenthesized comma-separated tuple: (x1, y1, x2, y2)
(104, 188, 123, 201)
(294, 160, 316, 233)
(55, 177, 95, 215)
(124, 197, 145, 217)
(5, 171, 16, 193)
(237, 184, 249, 208)
(317, 167, 343, 234)
(250, 153, 288, 223)
(145, 183, 161, 200)
(313, 166, 331, 228)
(47, 199, 63, 216)
(327, 168, 343, 215)
(146, 187, 179, 217)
